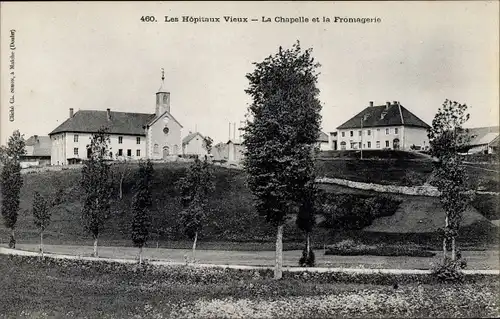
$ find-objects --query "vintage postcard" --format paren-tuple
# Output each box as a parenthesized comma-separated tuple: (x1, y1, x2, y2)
(0, 1, 499, 318)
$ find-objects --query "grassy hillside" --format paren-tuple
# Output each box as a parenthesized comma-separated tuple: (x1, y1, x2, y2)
(0, 162, 498, 249)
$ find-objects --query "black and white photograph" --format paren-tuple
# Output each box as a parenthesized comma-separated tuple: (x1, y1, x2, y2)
(0, 1, 499, 318)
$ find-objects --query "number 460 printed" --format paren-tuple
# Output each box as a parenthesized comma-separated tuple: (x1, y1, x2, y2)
(140, 16, 157, 22)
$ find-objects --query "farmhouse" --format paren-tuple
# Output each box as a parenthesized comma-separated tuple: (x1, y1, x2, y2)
(20, 135, 51, 168)
(182, 131, 208, 157)
(48, 82, 183, 165)
(335, 101, 431, 151)
(462, 126, 499, 154)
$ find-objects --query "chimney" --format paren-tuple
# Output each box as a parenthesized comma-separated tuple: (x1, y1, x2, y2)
(106, 108, 111, 121)
(385, 102, 390, 110)
(393, 101, 398, 105)
(369, 101, 374, 107)
(69, 108, 74, 118)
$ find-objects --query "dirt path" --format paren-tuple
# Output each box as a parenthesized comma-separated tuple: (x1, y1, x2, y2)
(5, 244, 499, 270)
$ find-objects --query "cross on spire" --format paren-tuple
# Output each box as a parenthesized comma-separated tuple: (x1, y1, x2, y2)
(161, 68, 165, 82)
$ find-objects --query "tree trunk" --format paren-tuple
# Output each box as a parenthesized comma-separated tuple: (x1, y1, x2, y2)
(451, 237, 456, 261)
(443, 215, 449, 263)
(275, 225, 284, 280)
(93, 237, 98, 257)
(9, 229, 15, 249)
(119, 175, 124, 199)
(192, 232, 198, 262)
(139, 246, 143, 265)
(306, 232, 311, 261)
(40, 231, 44, 258)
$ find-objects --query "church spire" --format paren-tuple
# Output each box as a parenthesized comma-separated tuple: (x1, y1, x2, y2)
(156, 67, 170, 115)
(158, 68, 166, 92)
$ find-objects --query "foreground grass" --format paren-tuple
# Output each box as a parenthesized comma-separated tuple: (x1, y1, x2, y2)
(1, 255, 499, 318)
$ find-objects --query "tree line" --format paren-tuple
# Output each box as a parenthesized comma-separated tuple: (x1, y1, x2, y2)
(1, 41, 474, 279)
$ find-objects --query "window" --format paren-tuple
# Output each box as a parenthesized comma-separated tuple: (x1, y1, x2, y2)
(340, 141, 346, 150)
(118, 136, 123, 144)
(109, 151, 113, 158)
(73, 148, 79, 155)
(358, 131, 362, 137)
(136, 137, 141, 144)
(367, 130, 371, 136)
(367, 141, 371, 148)
(376, 141, 380, 148)
(153, 144, 159, 154)
(394, 128, 399, 134)
(350, 131, 353, 137)
(118, 149, 123, 156)
(127, 149, 132, 157)
(350, 142, 357, 149)
(136, 149, 141, 157)
(341, 132, 345, 137)
(385, 128, 390, 135)
(358, 142, 362, 149)
(74, 134, 79, 142)
(385, 140, 390, 148)
(377, 128, 380, 132)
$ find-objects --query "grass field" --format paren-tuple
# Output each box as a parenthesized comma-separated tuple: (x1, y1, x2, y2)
(1, 255, 499, 318)
(0, 161, 498, 251)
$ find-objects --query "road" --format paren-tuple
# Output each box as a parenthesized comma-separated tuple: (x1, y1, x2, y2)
(9, 244, 500, 270)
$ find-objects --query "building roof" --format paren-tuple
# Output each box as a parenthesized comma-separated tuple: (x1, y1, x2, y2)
(466, 126, 499, 146)
(227, 139, 243, 145)
(49, 110, 156, 136)
(146, 110, 183, 129)
(337, 102, 431, 130)
(24, 135, 51, 156)
(317, 131, 329, 143)
(182, 132, 204, 146)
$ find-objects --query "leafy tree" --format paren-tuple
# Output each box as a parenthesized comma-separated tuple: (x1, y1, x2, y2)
(203, 136, 213, 154)
(114, 160, 133, 200)
(242, 41, 322, 279)
(131, 159, 155, 264)
(176, 157, 214, 261)
(32, 191, 51, 257)
(428, 99, 473, 262)
(80, 128, 113, 257)
(0, 130, 26, 248)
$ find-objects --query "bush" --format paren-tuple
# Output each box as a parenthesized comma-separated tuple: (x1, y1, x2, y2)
(319, 193, 401, 230)
(299, 248, 316, 267)
(431, 257, 467, 283)
(325, 240, 435, 257)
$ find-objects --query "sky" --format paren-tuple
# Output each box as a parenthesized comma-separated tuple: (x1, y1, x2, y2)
(1, 1, 499, 145)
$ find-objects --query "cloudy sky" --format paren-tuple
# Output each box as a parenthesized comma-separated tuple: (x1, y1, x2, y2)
(1, 1, 498, 145)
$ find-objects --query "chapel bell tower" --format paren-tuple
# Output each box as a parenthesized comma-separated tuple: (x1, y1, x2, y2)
(156, 68, 170, 116)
